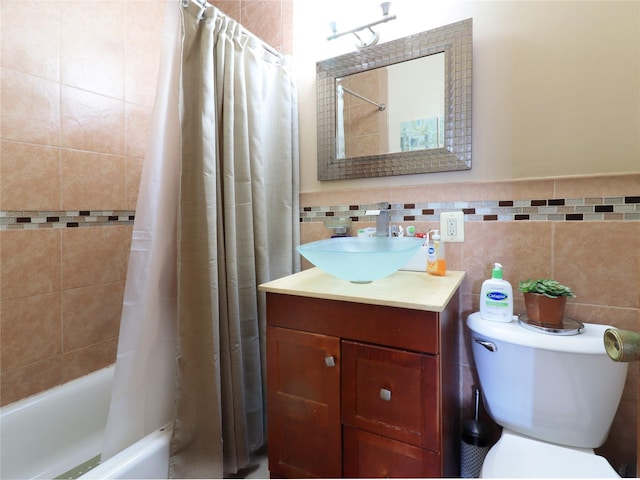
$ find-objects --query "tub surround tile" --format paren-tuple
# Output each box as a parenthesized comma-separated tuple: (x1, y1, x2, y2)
(1, 229, 62, 300)
(0, 210, 135, 230)
(0, 356, 64, 407)
(63, 338, 117, 384)
(61, 1, 125, 43)
(0, 0, 166, 408)
(1, 69, 61, 146)
(0, 141, 61, 211)
(1, 292, 62, 371)
(61, 226, 131, 290)
(61, 149, 127, 211)
(125, 157, 144, 211)
(0, 0, 61, 82)
(61, 86, 125, 155)
(125, 2, 166, 50)
(62, 281, 124, 351)
(125, 45, 162, 108)
(61, 25, 125, 100)
(125, 103, 152, 159)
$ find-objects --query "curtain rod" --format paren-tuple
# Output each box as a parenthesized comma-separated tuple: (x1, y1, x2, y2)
(340, 85, 386, 111)
(181, 0, 283, 59)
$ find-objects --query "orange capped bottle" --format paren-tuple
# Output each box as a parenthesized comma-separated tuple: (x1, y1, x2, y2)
(427, 229, 446, 276)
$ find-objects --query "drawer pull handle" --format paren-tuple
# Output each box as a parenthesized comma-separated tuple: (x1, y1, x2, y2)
(324, 355, 336, 367)
(379, 388, 392, 402)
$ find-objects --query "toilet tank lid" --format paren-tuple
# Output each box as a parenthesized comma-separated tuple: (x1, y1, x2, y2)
(466, 312, 610, 355)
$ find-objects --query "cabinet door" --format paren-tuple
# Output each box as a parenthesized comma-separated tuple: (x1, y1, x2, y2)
(342, 341, 440, 452)
(267, 326, 342, 478)
(343, 426, 441, 478)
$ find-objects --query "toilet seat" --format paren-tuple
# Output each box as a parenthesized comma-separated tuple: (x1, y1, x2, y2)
(481, 430, 619, 478)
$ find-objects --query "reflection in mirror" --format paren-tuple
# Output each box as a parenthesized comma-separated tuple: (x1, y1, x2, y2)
(336, 53, 444, 159)
(317, 19, 472, 181)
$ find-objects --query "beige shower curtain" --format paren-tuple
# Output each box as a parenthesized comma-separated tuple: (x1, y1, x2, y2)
(170, 1, 299, 477)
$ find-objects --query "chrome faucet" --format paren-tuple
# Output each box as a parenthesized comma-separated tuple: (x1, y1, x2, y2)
(365, 203, 390, 236)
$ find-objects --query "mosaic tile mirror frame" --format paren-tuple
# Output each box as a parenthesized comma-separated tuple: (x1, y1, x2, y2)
(316, 18, 473, 181)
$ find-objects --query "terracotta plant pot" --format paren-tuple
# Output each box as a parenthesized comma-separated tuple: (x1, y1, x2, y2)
(523, 292, 567, 326)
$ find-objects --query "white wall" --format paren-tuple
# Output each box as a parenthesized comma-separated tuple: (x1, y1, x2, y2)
(293, 1, 640, 193)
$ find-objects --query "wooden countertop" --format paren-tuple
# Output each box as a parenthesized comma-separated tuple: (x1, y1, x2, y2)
(259, 267, 465, 312)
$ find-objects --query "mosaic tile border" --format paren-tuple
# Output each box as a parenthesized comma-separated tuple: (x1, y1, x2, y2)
(301, 196, 640, 224)
(1, 210, 135, 230)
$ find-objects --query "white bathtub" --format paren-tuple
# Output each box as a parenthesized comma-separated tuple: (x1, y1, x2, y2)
(0, 366, 171, 480)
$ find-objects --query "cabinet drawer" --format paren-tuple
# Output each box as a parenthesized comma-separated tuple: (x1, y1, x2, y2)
(266, 293, 440, 353)
(342, 341, 440, 451)
(343, 426, 441, 478)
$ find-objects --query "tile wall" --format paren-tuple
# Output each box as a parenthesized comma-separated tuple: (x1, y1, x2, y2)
(300, 173, 640, 475)
(340, 68, 389, 158)
(0, 0, 292, 407)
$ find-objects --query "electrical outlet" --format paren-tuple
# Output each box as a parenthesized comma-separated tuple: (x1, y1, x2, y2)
(440, 211, 464, 242)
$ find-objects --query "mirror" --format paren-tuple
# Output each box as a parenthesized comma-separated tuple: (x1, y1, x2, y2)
(337, 53, 445, 159)
(317, 19, 472, 181)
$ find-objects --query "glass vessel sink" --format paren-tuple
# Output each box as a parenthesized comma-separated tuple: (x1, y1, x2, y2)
(297, 237, 424, 283)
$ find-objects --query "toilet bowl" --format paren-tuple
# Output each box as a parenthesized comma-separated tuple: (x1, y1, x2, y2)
(466, 312, 628, 478)
(481, 430, 619, 478)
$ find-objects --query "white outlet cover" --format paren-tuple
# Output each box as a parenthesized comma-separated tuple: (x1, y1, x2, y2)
(440, 211, 464, 242)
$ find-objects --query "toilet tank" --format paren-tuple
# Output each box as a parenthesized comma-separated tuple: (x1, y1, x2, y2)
(467, 312, 628, 449)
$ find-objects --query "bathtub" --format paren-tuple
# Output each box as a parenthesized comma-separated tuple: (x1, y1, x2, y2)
(0, 366, 171, 480)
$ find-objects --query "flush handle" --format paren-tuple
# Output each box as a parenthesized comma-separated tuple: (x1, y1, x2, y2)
(474, 338, 497, 352)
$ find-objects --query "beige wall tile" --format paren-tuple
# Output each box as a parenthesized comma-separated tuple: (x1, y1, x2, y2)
(555, 222, 639, 309)
(1, 69, 60, 146)
(1, 141, 61, 211)
(125, 156, 144, 211)
(63, 338, 117, 383)
(124, 1, 166, 51)
(1, 229, 62, 300)
(125, 45, 161, 108)
(1, 293, 62, 371)
(1, 0, 60, 82)
(62, 281, 124, 351)
(61, 226, 131, 290)
(61, 1, 125, 42)
(0, 356, 63, 407)
(61, 25, 124, 99)
(125, 103, 152, 159)
(463, 220, 553, 296)
(213, 0, 241, 21)
(242, 1, 283, 51)
(61, 86, 125, 155)
(61, 149, 126, 211)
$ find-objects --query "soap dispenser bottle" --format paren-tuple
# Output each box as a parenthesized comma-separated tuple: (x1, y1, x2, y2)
(427, 229, 446, 276)
(480, 263, 513, 322)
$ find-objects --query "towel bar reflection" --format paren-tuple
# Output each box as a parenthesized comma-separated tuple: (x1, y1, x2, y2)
(339, 85, 386, 111)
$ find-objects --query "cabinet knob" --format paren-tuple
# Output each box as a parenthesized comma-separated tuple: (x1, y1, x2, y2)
(379, 388, 392, 402)
(324, 355, 336, 367)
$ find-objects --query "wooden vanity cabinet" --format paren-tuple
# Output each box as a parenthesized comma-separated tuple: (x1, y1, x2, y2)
(266, 288, 460, 478)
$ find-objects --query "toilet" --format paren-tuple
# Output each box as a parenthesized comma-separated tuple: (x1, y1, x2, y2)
(467, 312, 628, 478)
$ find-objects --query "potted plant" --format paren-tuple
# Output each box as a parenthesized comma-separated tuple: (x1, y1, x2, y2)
(518, 279, 576, 326)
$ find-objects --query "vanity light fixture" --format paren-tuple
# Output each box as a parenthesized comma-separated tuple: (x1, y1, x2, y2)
(327, 2, 397, 49)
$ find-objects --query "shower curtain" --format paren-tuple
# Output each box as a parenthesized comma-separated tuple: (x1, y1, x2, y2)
(102, 1, 299, 477)
(171, 0, 299, 476)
